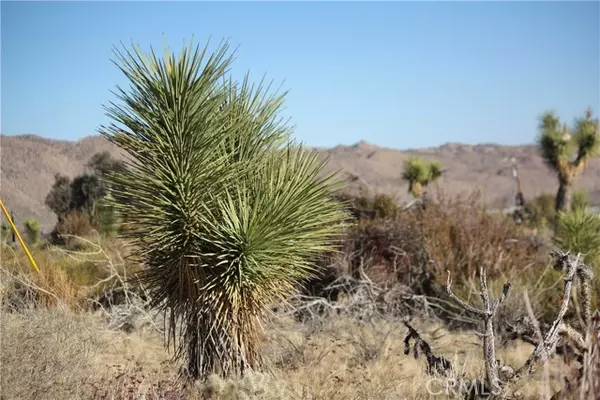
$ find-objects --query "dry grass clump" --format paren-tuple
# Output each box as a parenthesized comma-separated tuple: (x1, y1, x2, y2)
(0, 305, 581, 400)
(1, 235, 140, 310)
(339, 190, 546, 289)
(0, 307, 101, 400)
(316, 189, 554, 332)
(334, 190, 402, 220)
(50, 211, 99, 247)
(415, 190, 546, 283)
(0, 306, 186, 400)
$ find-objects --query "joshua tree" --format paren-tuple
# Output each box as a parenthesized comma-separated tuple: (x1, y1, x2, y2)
(98, 38, 347, 380)
(537, 107, 599, 213)
(401, 157, 442, 198)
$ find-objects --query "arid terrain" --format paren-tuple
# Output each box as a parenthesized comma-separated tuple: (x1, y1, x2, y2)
(2, 134, 599, 400)
(2, 133, 600, 232)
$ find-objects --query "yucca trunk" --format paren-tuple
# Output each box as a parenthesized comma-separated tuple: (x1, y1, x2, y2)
(409, 181, 424, 198)
(555, 176, 573, 213)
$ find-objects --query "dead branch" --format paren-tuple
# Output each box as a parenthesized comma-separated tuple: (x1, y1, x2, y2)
(446, 267, 510, 396)
(402, 316, 452, 376)
(514, 251, 581, 378)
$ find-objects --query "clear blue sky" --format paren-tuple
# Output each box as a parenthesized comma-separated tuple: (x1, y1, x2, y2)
(1, 1, 599, 149)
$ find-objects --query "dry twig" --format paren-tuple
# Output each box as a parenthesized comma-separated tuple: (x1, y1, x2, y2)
(402, 316, 452, 376)
(446, 267, 510, 395)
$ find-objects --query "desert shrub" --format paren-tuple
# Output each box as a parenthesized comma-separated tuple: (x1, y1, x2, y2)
(302, 189, 563, 329)
(346, 190, 544, 287)
(553, 208, 600, 312)
(1, 266, 83, 310)
(44, 154, 126, 238)
(335, 190, 400, 220)
(1, 235, 139, 310)
(521, 188, 589, 228)
(346, 216, 425, 285)
(553, 208, 600, 265)
(45, 174, 73, 219)
(24, 218, 40, 244)
(525, 192, 556, 228)
(572, 188, 590, 211)
(422, 191, 544, 280)
(1, 245, 91, 309)
(1, 222, 10, 242)
(95, 196, 119, 236)
(50, 211, 97, 246)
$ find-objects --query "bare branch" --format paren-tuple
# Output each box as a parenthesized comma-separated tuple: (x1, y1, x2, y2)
(515, 252, 581, 377)
(446, 268, 511, 396)
(492, 282, 511, 314)
(479, 267, 491, 312)
(446, 270, 486, 317)
(402, 317, 452, 377)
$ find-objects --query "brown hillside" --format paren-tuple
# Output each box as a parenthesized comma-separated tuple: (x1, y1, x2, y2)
(2, 134, 600, 233)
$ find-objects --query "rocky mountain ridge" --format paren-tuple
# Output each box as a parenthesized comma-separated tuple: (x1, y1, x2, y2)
(2, 134, 599, 232)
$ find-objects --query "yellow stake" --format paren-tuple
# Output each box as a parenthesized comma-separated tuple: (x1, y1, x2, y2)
(0, 198, 40, 273)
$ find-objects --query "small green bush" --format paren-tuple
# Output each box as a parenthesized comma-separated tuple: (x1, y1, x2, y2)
(572, 188, 589, 211)
(95, 196, 119, 236)
(553, 208, 600, 265)
(553, 207, 600, 313)
(1, 223, 10, 242)
(1, 207, 14, 243)
(335, 190, 400, 220)
(525, 192, 556, 228)
(24, 218, 40, 244)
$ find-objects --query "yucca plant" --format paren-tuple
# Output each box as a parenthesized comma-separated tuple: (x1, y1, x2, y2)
(537, 108, 600, 213)
(98, 38, 347, 380)
(553, 208, 600, 323)
(572, 188, 589, 212)
(553, 208, 600, 266)
(24, 218, 40, 244)
(401, 157, 443, 198)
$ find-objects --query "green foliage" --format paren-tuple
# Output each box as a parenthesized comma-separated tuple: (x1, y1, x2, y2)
(45, 153, 125, 239)
(553, 208, 600, 265)
(24, 218, 40, 244)
(552, 208, 600, 314)
(537, 112, 575, 171)
(98, 38, 347, 379)
(95, 195, 119, 237)
(1, 223, 10, 242)
(45, 174, 73, 219)
(572, 188, 589, 211)
(70, 174, 105, 218)
(401, 157, 442, 197)
(1, 207, 15, 243)
(336, 190, 400, 220)
(524, 192, 557, 228)
(86, 151, 126, 177)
